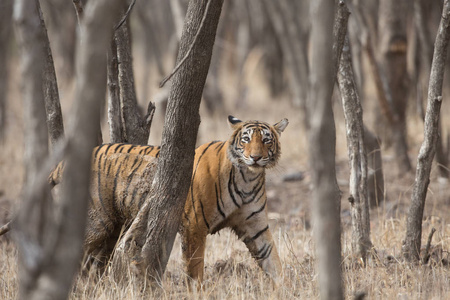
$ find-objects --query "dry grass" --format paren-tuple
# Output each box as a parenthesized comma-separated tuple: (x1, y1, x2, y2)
(1, 52, 450, 299)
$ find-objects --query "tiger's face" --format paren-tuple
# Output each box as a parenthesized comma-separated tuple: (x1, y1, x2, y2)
(227, 116, 289, 169)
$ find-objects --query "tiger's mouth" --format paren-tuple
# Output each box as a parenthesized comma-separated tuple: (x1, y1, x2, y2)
(243, 157, 269, 167)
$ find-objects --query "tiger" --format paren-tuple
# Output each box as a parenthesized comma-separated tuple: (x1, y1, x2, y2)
(49, 115, 288, 284)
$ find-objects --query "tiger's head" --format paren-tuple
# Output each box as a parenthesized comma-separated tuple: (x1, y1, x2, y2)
(227, 115, 289, 170)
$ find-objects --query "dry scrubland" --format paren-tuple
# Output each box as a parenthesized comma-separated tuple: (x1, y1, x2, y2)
(1, 53, 450, 299)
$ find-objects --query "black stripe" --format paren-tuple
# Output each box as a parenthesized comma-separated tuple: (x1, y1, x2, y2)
(103, 144, 116, 171)
(94, 144, 104, 159)
(256, 243, 273, 261)
(262, 244, 273, 260)
(215, 141, 225, 154)
(155, 150, 160, 158)
(246, 198, 266, 220)
(112, 159, 125, 214)
(249, 225, 269, 242)
(145, 146, 155, 155)
(215, 184, 226, 218)
(113, 143, 123, 152)
(199, 199, 210, 231)
(139, 147, 146, 155)
(241, 178, 264, 204)
(96, 154, 114, 224)
(239, 168, 248, 183)
(228, 167, 241, 208)
(103, 143, 114, 156)
(189, 141, 218, 225)
(121, 156, 144, 210)
(217, 156, 225, 209)
(248, 172, 263, 182)
(123, 157, 144, 198)
(127, 145, 136, 153)
(106, 155, 114, 176)
(115, 143, 127, 153)
(255, 244, 269, 259)
(233, 173, 264, 204)
(128, 184, 141, 208)
(254, 191, 265, 203)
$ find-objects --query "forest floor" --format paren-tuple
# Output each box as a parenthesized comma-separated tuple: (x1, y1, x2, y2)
(1, 55, 450, 299)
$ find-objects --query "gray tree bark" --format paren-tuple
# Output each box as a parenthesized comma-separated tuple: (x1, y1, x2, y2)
(403, 0, 450, 262)
(113, 0, 224, 281)
(308, 1, 343, 299)
(106, 5, 155, 145)
(38, 3, 65, 149)
(115, 14, 155, 145)
(0, 0, 12, 142)
(13, 1, 53, 298)
(13, 1, 124, 299)
(414, 0, 449, 178)
(40, 0, 76, 83)
(107, 35, 123, 143)
(338, 36, 373, 263)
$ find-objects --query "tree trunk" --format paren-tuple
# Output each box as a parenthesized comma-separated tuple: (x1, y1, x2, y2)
(115, 14, 154, 145)
(414, 0, 449, 178)
(13, 1, 124, 299)
(40, 0, 76, 83)
(377, 0, 411, 175)
(38, 3, 65, 149)
(403, 0, 450, 262)
(13, 1, 53, 298)
(0, 0, 12, 142)
(308, 1, 343, 299)
(107, 35, 123, 143)
(338, 36, 373, 263)
(113, 0, 224, 281)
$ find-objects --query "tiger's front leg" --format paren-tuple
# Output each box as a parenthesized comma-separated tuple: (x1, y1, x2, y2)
(237, 213, 282, 284)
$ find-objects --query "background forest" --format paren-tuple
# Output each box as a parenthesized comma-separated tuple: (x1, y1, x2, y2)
(1, 0, 450, 299)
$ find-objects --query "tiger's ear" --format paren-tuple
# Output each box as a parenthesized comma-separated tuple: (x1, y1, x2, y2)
(228, 115, 243, 130)
(274, 118, 289, 134)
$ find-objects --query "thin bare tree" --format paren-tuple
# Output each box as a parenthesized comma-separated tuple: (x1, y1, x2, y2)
(308, 0, 343, 299)
(0, 0, 12, 142)
(113, 0, 224, 281)
(338, 35, 373, 262)
(403, 0, 450, 262)
(114, 8, 155, 145)
(13, 0, 124, 299)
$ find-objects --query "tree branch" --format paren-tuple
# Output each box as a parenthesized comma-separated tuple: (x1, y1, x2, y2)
(159, 0, 212, 88)
(403, 0, 450, 262)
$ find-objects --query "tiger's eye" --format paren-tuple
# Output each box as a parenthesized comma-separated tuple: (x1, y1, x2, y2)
(242, 136, 250, 143)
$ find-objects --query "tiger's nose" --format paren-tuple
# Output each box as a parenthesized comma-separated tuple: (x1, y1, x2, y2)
(250, 155, 262, 162)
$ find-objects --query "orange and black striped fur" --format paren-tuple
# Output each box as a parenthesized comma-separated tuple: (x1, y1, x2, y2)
(49, 115, 288, 283)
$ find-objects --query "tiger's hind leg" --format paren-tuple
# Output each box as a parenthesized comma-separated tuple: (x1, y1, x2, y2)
(180, 226, 207, 288)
